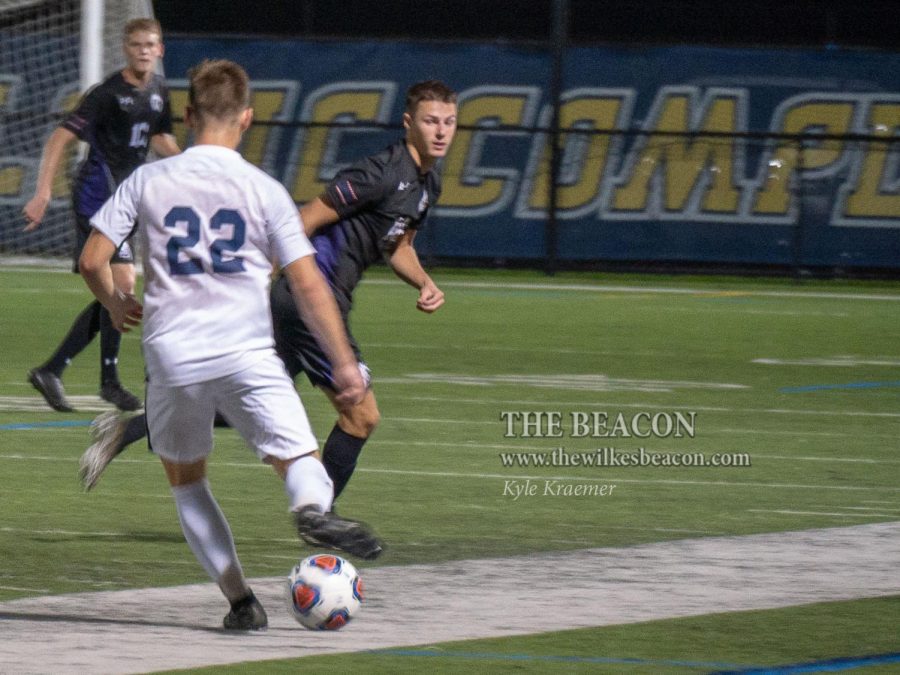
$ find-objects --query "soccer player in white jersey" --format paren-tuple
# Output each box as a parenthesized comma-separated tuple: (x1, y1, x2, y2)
(79, 59, 382, 631)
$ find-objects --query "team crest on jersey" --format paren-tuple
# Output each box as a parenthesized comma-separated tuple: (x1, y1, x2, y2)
(150, 93, 164, 112)
(417, 191, 429, 214)
(383, 218, 409, 247)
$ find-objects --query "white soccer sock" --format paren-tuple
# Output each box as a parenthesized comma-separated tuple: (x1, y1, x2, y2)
(171, 479, 248, 601)
(284, 454, 334, 513)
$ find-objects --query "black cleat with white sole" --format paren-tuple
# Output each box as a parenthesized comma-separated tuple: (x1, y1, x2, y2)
(294, 505, 383, 561)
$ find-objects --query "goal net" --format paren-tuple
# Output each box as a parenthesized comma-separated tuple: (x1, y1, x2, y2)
(1, 0, 155, 261)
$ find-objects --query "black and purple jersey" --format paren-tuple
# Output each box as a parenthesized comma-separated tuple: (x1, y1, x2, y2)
(63, 71, 172, 217)
(311, 139, 441, 314)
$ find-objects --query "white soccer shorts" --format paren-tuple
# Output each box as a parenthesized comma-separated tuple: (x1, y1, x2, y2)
(147, 352, 319, 464)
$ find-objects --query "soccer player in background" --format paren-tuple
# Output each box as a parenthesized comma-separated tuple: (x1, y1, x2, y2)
(22, 17, 180, 413)
(80, 80, 458, 510)
(79, 59, 382, 631)
(272, 78, 457, 503)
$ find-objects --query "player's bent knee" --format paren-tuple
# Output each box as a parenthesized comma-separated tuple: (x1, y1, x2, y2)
(360, 406, 381, 435)
(267, 451, 321, 480)
(341, 406, 380, 438)
(161, 457, 207, 486)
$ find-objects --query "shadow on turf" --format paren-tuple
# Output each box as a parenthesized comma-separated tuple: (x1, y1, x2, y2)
(0, 610, 256, 634)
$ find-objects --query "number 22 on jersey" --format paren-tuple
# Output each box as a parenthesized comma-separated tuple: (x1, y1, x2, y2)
(164, 206, 246, 276)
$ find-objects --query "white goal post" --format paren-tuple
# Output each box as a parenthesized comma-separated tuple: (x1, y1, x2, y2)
(1, 0, 156, 260)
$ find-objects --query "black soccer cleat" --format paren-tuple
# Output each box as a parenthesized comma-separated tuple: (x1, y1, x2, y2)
(223, 591, 268, 631)
(99, 381, 142, 412)
(294, 505, 384, 561)
(28, 368, 74, 412)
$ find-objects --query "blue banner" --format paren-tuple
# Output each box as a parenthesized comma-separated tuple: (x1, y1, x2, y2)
(5, 36, 898, 268)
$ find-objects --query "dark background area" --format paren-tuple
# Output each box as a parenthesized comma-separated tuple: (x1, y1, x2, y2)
(153, 0, 899, 50)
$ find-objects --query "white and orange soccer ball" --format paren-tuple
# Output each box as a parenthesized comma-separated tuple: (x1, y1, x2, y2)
(286, 554, 363, 630)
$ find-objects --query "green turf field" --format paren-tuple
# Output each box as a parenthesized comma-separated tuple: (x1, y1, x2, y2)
(1, 264, 898, 672)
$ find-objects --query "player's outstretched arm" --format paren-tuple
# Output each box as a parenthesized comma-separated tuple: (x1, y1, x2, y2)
(298, 195, 339, 237)
(79, 230, 143, 332)
(389, 229, 445, 313)
(22, 126, 78, 231)
(283, 254, 365, 407)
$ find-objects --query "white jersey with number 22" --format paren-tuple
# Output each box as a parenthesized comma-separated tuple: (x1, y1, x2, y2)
(90, 144, 313, 386)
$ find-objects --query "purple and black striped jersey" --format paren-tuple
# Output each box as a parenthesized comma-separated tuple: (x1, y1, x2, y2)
(63, 71, 172, 217)
(312, 139, 441, 313)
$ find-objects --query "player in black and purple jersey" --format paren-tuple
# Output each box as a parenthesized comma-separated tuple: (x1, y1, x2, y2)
(271, 79, 457, 504)
(23, 17, 180, 413)
(79, 80, 457, 509)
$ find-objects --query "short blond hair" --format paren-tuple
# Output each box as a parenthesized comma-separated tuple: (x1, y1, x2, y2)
(188, 59, 251, 126)
(124, 18, 162, 40)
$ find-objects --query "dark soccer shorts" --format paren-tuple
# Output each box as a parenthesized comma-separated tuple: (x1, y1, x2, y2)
(270, 274, 369, 391)
(72, 213, 134, 272)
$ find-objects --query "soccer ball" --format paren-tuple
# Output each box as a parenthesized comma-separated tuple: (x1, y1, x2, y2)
(286, 554, 364, 630)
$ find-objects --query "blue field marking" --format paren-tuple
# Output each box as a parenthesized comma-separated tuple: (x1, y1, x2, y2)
(366, 648, 750, 670)
(711, 651, 900, 673)
(0, 420, 92, 431)
(780, 380, 900, 393)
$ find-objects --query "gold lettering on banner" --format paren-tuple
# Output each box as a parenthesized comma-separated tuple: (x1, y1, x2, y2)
(842, 102, 900, 221)
(290, 87, 391, 203)
(526, 94, 625, 213)
(611, 89, 743, 216)
(440, 88, 539, 213)
(752, 100, 854, 216)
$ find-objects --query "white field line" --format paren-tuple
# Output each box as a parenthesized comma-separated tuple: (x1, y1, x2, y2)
(378, 440, 900, 464)
(0, 521, 898, 674)
(667, 308, 850, 317)
(378, 417, 900, 454)
(0, 257, 74, 271)
(380, 393, 900, 419)
(0, 395, 123, 413)
(5, 395, 900, 422)
(754, 357, 900, 367)
(346, 439, 900, 466)
(747, 509, 900, 518)
(5, 287, 92, 295)
(812, 506, 900, 512)
(362, 345, 900, 363)
(0, 523, 722, 546)
(2, 453, 898, 492)
(5, 258, 900, 300)
(750, 454, 900, 465)
(383, 373, 750, 393)
(358, 467, 900, 492)
(366, 342, 680, 358)
(705, 428, 850, 437)
(371, 278, 900, 302)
